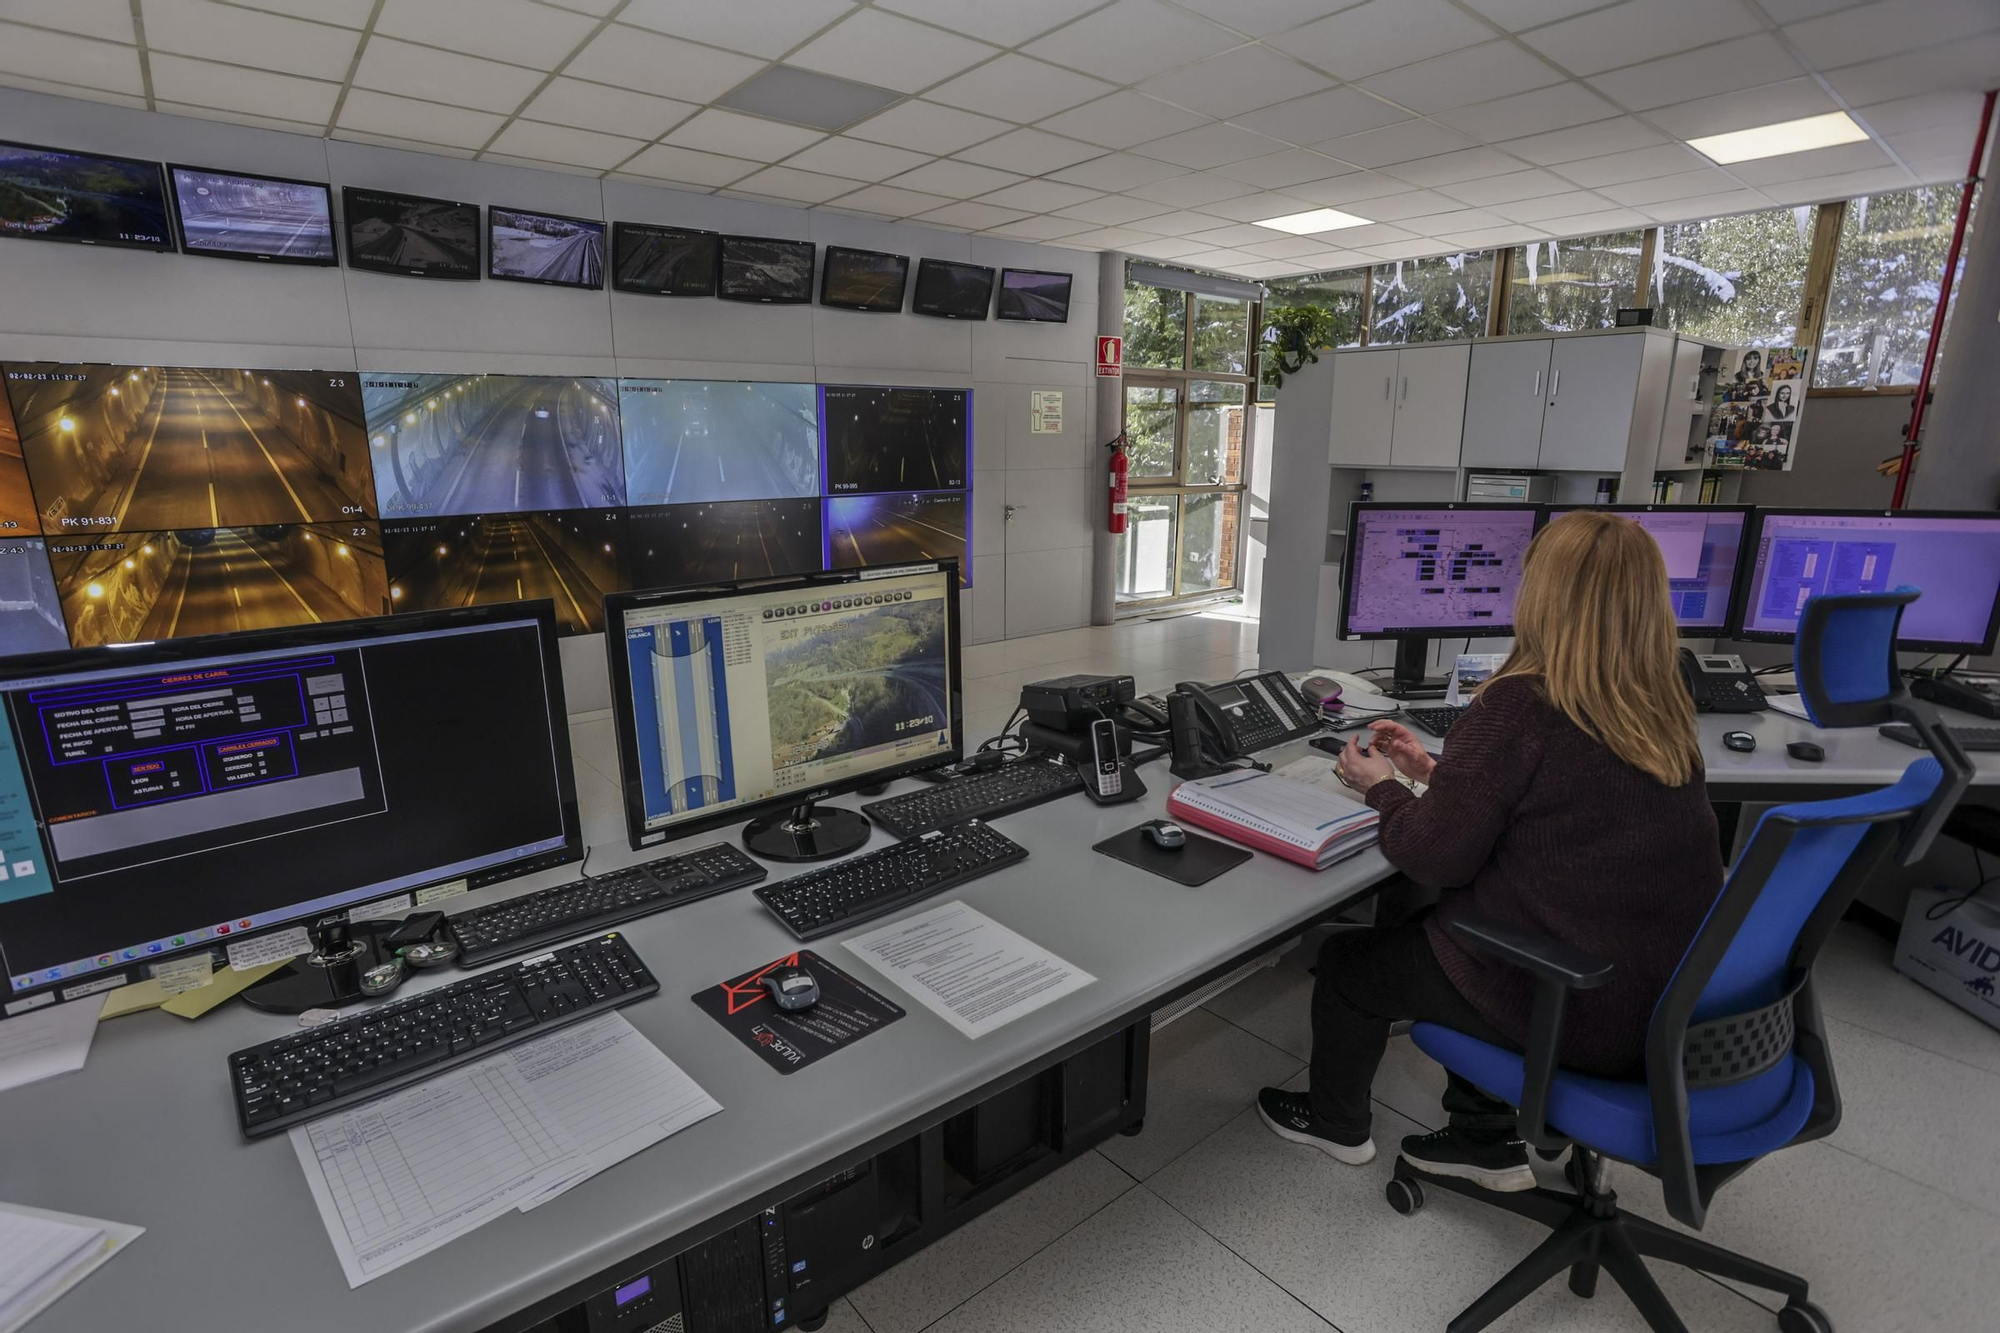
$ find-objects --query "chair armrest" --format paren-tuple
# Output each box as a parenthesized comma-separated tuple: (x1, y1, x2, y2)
(1445, 913, 1615, 990)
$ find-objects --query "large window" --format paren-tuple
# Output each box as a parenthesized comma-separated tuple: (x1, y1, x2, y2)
(1370, 252, 1492, 344)
(1816, 185, 1967, 388)
(1263, 269, 1368, 349)
(1124, 282, 1188, 369)
(1653, 206, 1816, 346)
(1505, 231, 1645, 334)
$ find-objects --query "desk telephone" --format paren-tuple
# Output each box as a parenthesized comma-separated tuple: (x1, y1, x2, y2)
(1679, 648, 1768, 714)
(1174, 671, 1327, 759)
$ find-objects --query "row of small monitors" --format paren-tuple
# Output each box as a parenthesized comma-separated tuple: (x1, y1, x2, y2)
(0, 492, 969, 654)
(0, 139, 1074, 317)
(0, 367, 973, 536)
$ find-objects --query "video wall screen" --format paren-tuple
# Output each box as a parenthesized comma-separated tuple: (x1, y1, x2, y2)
(619, 379, 817, 506)
(0, 140, 173, 252)
(169, 165, 336, 264)
(343, 186, 480, 279)
(820, 247, 908, 312)
(822, 386, 970, 494)
(489, 206, 604, 289)
(996, 268, 1072, 323)
(824, 491, 968, 583)
(612, 222, 716, 297)
(912, 259, 994, 320)
(627, 499, 823, 590)
(385, 508, 624, 636)
(0, 389, 37, 533)
(718, 235, 814, 304)
(0, 538, 68, 656)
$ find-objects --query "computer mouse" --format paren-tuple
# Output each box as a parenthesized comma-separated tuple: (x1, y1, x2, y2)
(761, 964, 820, 1012)
(1723, 731, 1757, 753)
(1787, 741, 1825, 763)
(1141, 819, 1187, 850)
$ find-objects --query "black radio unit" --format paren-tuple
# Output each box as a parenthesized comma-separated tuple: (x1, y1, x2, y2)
(1021, 673, 1136, 732)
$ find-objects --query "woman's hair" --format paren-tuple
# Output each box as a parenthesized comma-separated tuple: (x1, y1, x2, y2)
(1774, 384, 1793, 404)
(1485, 511, 1701, 786)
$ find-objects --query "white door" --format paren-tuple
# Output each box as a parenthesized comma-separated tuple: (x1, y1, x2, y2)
(1390, 343, 1470, 469)
(1461, 339, 1551, 469)
(1540, 333, 1644, 471)
(1327, 348, 1398, 466)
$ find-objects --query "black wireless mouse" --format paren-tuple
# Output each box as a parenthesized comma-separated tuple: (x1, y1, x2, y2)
(1141, 819, 1187, 851)
(1787, 741, 1825, 763)
(761, 964, 819, 1012)
(1723, 731, 1757, 753)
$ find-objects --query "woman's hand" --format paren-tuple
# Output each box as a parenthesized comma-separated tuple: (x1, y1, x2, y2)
(1366, 720, 1437, 783)
(1336, 735, 1398, 793)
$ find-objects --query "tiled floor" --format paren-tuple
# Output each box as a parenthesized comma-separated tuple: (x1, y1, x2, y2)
(814, 611, 2000, 1333)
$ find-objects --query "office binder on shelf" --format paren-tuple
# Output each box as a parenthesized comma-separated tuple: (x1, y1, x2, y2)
(1165, 770, 1380, 870)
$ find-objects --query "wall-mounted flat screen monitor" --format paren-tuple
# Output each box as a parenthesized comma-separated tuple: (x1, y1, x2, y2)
(821, 386, 970, 494)
(0, 386, 41, 533)
(911, 258, 994, 320)
(342, 186, 479, 280)
(824, 492, 968, 584)
(3, 363, 375, 533)
(612, 222, 716, 297)
(488, 206, 605, 289)
(0, 538, 69, 656)
(362, 373, 624, 519)
(168, 164, 336, 264)
(819, 246, 908, 312)
(618, 379, 817, 506)
(0, 140, 173, 251)
(1541, 505, 1750, 637)
(627, 499, 823, 588)
(995, 268, 1072, 323)
(718, 234, 814, 304)
(384, 508, 626, 637)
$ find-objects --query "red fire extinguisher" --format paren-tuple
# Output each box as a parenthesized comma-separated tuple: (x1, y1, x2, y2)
(1106, 432, 1129, 535)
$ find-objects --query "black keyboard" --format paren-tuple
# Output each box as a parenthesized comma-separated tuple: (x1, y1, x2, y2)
(228, 933, 657, 1139)
(863, 754, 1083, 838)
(1879, 723, 2000, 752)
(448, 842, 766, 965)
(1405, 705, 1469, 738)
(755, 821, 1028, 941)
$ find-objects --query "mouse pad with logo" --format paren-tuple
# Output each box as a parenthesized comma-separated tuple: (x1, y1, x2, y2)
(692, 950, 906, 1075)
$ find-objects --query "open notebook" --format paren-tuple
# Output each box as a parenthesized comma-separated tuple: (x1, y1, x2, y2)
(1166, 769, 1380, 870)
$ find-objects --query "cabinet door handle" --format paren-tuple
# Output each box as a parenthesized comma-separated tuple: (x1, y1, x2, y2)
(1400, 376, 1409, 403)
(1549, 368, 1560, 400)
(1532, 369, 1542, 396)
(1383, 375, 1391, 400)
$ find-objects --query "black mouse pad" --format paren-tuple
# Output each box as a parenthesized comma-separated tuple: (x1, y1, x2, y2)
(1093, 825, 1251, 887)
(692, 949, 905, 1075)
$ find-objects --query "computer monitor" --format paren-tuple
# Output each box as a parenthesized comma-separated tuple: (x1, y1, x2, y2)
(1337, 502, 1540, 696)
(1541, 505, 1751, 636)
(0, 601, 581, 1017)
(605, 562, 962, 862)
(1733, 509, 2000, 653)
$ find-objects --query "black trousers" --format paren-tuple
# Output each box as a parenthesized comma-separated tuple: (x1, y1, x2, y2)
(1309, 920, 1519, 1142)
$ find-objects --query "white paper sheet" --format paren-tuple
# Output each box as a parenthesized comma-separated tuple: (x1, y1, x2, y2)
(512, 1014, 723, 1211)
(845, 901, 1094, 1039)
(0, 995, 105, 1094)
(0, 1202, 144, 1333)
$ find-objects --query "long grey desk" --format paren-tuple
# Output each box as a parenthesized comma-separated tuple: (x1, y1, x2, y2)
(5, 702, 1994, 1333)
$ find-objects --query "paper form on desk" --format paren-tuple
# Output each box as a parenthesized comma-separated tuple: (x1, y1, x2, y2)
(0, 994, 105, 1093)
(845, 901, 1094, 1039)
(0, 1201, 144, 1333)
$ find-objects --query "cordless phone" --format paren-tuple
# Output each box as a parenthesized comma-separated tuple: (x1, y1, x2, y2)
(1082, 717, 1145, 805)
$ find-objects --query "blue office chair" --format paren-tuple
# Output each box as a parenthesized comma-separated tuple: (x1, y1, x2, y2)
(1386, 588, 1973, 1333)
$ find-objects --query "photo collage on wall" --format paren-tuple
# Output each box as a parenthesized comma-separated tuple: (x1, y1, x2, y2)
(1706, 346, 1810, 471)
(0, 366, 973, 654)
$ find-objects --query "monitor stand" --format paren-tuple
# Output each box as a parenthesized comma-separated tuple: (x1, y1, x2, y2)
(743, 800, 872, 863)
(1379, 637, 1449, 700)
(241, 918, 401, 1016)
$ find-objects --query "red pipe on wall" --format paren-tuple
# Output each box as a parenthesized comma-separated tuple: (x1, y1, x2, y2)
(1891, 87, 1995, 508)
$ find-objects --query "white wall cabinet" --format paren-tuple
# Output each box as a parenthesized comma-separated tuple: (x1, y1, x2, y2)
(1389, 343, 1471, 468)
(1327, 347, 1398, 466)
(1539, 333, 1646, 471)
(1460, 338, 1551, 468)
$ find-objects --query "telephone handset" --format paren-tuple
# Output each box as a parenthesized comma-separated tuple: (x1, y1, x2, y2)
(1173, 671, 1326, 760)
(1678, 648, 1768, 714)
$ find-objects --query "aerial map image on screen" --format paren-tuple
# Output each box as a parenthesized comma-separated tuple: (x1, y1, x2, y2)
(764, 595, 947, 771)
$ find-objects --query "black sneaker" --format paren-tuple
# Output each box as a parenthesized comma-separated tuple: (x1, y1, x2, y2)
(1399, 1128, 1535, 1192)
(1255, 1088, 1375, 1165)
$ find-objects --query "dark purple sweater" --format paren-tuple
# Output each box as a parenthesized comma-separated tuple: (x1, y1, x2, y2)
(1364, 674, 1723, 1076)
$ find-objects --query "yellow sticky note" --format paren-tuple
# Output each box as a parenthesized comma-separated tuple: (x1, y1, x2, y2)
(160, 960, 287, 1019)
(99, 979, 171, 1021)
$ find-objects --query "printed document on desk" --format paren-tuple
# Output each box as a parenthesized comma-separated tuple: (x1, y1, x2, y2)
(846, 900, 1094, 1039)
(1167, 770, 1379, 869)
(0, 994, 105, 1094)
(0, 1201, 144, 1333)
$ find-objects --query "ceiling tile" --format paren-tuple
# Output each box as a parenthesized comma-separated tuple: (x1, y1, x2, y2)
(956, 127, 1104, 174)
(1022, 0, 1239, 86)
(824, 182, 957, 215)
(1440, 168, 1574, 206)
(1367, 238, 1449, 260)
(374, 0, 596, 70)
(618, 0, 856, 58)
(1641, 78, 1838, 141)
(1315, 119, 1479, 169)
(338, 88, 504, 151)
(1393, 206, 1502, 233)
(1440, 225, 1542, 249)
(1297, 246, 1380, 267)
(731, 165, 865, 203)
(1524, 0, 1763, 76)
(1493, 189, 1610, 220)
(1060, 224, 1165, 249)
(875, 0, 1102, 47)
(565, 23, 765, 103)
(1186, 222, 1287, 248)
(1122, 235, 1210, 259)
(1784, 0, 2000, 68)
(334, 129, 473, 159)
(1136, 45, 1333, 119)
(788, 9, 996, 94)
(1727, 139, 1894, 185)
(1597, 167, 1744, 205)
(1047, 152, 1189, 190)
(153, 101, 325, 136)
(0, 79, 143, 113)
(981, 214, 1097, 240)
(846, 101, 1010, 155)
(1353, 188, 1469, 220)
(1557, 142, 1709, 186)
(1177, 246, 1259, 266)
(1122, 171, 1248, 205)
(977, 179, 1102, 212)
(354, 36, 545, 116)
(1133, 122, 1286, 169)
(1856, 90, 1991, 137)
(1036, 92, 1211, 150)
(1129, 207, 1239, 234)
(1212, 148, 1357, 189)
(1236, 257, 1316, 277)
(1056, 194, 1173, 224)
(147, 52, 339, 123)
(665, 108, 825, 160)
(1385, 147, 1531, 187)
(914, 200, 1030, 229)
(1197, 189, 1322, 222)
(613, 141, 761, 186)
(1640, 190, 1769, 223)
(1498, 115, 1667, 165)
(1822, 33, 2000, 104)
(1312, 220, 1415, 246)
(1239, 234, 1331, 259)
(1588, 34, 1803, 110)
(1359, 41, 1564, 115)
(1460, 0, 1611, 28)
(890, 158, 1023, 196)
(1283, 0, 1495, 80)
(1435, 82, 1619, 142)
(1755, 0, 1860, 19)
(1524, 206, 1650, 234)
(482, 153, 605, 179)
(1, 0, 131, 41)
(1231, 86, 1409, 145)
(1759, 165, 1917, 205)
(523, 78, 697, 140)
(1282, 171, 1417, 205)
(235, 0, 378, 21)
(926, 53, 1116, 122)
(141, 0, 357, 80)
(782, 136, 931, 181)
(489, 119, 647, 170)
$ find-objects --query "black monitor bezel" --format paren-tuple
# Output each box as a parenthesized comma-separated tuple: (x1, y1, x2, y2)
(818, 245, 910, 313)
(486, 204, 607, 290)
(911, 258, 996, 320)
(610, 221, 718, 297)
(994, 267, 1073, 323)
(340, 185, 481, 281)
(0, 600, 583, 1014)
(1336, 501, 1541, 642)
(1537, 503, 1756, 638)
(0, 138, 175, 253)
(1729, 507, 2000, 654)
(166, 161, 339, 266)
(716, 233, 815, 305)
(603, 561, 964, 852)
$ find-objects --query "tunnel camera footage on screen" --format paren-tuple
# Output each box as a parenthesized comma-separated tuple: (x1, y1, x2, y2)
(168, 165, 335, 264)
(821, 386, 969, 494)
(819, 247, 909, 313)
(385, 508, 624, 637)
(488, 206, 604, 290)
(995, 268, 1072, 323)
(1734, 510, 2000, 653)
(618, 379, 817, 506)
(911, 259, 995, 320)
(1340, 504, 1540, 637)
(611, 222, 717, 297)
(0, 604, 579, 1006)
(718, 234, 814, 304)
(824, 492, 968, 585)
(629, 500, 821, 589)
(341, 186, 480, 280)
(1545, 506, 1750, 636)
(0, 139, 173, 252)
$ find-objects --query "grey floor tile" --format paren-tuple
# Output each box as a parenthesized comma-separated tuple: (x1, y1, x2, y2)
(1147, 1099, 1773, 1333)
(925, 1186, 1332, 1333)
(814, 1298, 873, 1333)
(847, 1151, 1133, 1333)
(1815, 920, 2000, 1076)
(1097, 1007, 1302, 1180)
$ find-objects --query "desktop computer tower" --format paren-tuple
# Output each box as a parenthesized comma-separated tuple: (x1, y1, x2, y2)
(778, 1162, 881, 1302)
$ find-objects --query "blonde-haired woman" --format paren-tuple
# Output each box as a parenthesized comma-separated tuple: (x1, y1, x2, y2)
(1258, 511, 1722, 1191)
